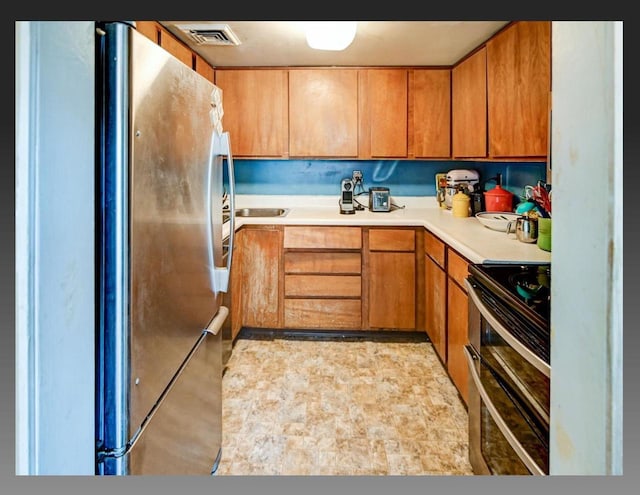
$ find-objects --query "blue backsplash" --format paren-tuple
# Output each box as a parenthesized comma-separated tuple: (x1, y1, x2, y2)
(227, 159, 547, 198)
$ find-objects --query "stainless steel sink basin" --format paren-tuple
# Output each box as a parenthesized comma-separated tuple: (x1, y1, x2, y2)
(234, 207, 290, 218)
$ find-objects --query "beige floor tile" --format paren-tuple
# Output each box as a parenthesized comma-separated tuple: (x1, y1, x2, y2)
(218, 333, 474, 476)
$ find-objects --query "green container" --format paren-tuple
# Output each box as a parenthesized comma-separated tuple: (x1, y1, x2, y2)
(537, 218, 551, 251)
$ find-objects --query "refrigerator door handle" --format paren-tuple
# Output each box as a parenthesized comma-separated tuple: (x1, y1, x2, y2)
(209, 131, 235, 294)
(204, 306, 229, 336)
(223, 131, 236, 283)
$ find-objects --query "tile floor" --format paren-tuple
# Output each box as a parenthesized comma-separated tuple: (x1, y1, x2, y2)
(216, 330, 473, 476)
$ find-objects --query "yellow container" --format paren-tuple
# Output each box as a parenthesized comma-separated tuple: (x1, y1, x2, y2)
(452, 191, 471, 218)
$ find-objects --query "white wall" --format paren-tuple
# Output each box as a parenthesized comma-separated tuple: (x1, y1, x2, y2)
(550, 21, 623, 474)
(15, 21, 95, 475)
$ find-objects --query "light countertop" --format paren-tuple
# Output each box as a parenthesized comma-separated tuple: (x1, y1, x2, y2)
(226, 195, 551, 265)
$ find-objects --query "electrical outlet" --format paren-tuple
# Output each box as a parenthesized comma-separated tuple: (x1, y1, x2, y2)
(352, 170, 363, 183)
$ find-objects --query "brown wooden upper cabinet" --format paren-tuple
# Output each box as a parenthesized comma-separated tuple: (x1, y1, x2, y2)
(215, 70, 289, 158)
(135, 21, 160, 44)
(359, 69, 408, 158)
(194, 53, 214, 83)
(487, 21, 551, 158)
(409, 69, 451, 159)
(158, 26, 193, 69)
(452, 47, 487, 158)
(135, 21, 215, 84)
(288, 69, 359, 158)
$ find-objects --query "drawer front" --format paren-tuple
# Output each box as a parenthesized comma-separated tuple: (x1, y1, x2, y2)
(284, 226, 362, 249)
(284, 299, 362, 329)
(447, 248, 470, 290)
(369, 228, 415, 251)
(424, 230, 446, 268)
(285, 275, 362, 297)
(284, 252, 361, 274)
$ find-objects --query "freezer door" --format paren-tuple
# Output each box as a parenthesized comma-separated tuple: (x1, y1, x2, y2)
(129, 29, 224, 433)
(128, 328, 223, 475)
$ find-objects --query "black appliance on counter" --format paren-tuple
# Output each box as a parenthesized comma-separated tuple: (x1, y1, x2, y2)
(464, 263, 551, 475)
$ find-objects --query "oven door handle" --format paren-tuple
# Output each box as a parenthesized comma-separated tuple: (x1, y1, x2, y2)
(465, 279, 551, 378)
(464, 345, 546, 476)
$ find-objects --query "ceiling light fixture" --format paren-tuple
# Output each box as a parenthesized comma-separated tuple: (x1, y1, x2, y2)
(304, 21, 358, 51)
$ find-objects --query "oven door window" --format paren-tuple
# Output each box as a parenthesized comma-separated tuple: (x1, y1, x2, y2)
(482, 320, 550, 424)
(477, 345, 549, 475)
(481, 405, 532, 475)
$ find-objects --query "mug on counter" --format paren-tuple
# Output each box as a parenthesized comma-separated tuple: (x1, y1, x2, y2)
(506, 216, 538, 243)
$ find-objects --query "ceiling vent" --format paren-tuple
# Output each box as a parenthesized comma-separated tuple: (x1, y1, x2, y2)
(173, 23, 241, 46)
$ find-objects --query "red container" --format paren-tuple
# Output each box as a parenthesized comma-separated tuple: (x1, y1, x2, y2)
(484, 185, 515, 212)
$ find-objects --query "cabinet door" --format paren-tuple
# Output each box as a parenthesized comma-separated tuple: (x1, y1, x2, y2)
(410, 69, 451, 158)
(360, 69, 408, 158)
(368, 252, 415, 329)
(135, 21, 160, 44)
(194, 53, 214, 83)
(447, 278, 468, 405)
(487, 21, 551, 158)
(215, 70, 289, 158)
(452, 47, 487, 158)
(425, 254, 446, 362)
(289, 69, 359, 157)
(158, 27, 193, 68)
(239, 227, 282, 328)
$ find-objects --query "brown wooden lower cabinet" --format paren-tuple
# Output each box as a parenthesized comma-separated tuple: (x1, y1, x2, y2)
(368, 251, 416, 329)
(447, 278, 469, 405)
(284, 299, 361, 329)
(283, 225, 362, 330)
(238, 226, 282, 328)
(446, 248, 470, 405)
(424, 230, 447, 361)
(366, 227, 417, 330)
(235, 225, 423, 333)
(425, 253, 446, 361)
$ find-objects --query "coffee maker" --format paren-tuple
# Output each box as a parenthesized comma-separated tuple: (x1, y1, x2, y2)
(339, 178, 356, 214)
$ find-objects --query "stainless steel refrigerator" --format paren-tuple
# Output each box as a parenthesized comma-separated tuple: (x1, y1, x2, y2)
(95, 21, 236, 475)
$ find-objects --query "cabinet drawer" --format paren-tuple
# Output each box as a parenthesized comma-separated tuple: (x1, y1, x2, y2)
(284, 299, 362, 329)
(284, 226, 362, 249)
(424, 230, 445, 268)
(447, 248, 470, 289)
(284, 252, 361, 274)
(368, 229, 415, 251)
(285, 275, 361, 297)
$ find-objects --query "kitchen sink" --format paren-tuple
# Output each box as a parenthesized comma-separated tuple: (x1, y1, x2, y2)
(231, 207, 290, 218)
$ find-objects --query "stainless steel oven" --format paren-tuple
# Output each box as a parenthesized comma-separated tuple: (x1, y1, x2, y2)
(465, 263, 551, 476)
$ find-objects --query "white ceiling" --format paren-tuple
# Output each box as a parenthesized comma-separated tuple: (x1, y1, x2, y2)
(160, 20, 510, 68)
